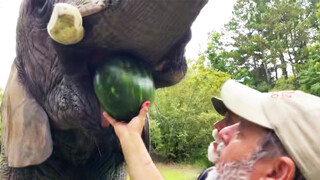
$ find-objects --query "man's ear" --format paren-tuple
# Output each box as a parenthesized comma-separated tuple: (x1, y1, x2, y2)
(267, 156, 295, 180)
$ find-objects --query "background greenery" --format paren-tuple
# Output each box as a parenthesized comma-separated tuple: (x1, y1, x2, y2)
(149, 58, 230, 166)
(1, 0, 320, 173)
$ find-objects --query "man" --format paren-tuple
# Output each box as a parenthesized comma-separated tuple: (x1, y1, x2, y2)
(201, 79, 320, 180)
(103, 79, 320, 180)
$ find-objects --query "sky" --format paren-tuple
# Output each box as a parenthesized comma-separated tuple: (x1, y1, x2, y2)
(0, 0, 236, 89)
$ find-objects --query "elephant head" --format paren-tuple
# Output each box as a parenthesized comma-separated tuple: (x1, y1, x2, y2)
(1, 0, 207, 178)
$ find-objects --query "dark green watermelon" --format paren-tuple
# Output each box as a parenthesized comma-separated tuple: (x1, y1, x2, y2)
(94, 55, 155, 121)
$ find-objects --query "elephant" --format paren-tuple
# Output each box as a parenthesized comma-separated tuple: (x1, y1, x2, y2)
(0, 0, 207, 179)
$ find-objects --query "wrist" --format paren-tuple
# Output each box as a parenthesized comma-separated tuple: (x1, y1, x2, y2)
(119, 131, 142, 143)
(119, 131, 150, 164)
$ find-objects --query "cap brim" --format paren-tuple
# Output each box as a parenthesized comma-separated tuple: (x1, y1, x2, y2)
(220, 80, 272, 129)
(211, 97, 227, 116)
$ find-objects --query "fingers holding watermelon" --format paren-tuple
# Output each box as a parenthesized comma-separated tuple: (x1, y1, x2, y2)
(94, 54, 155, 122)
(102, 101, 151, 140)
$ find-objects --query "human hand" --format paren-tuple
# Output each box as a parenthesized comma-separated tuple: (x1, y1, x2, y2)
(102, 101, 151, 140)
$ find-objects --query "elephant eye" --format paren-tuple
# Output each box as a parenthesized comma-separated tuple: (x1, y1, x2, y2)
(33, 0, 54, 22)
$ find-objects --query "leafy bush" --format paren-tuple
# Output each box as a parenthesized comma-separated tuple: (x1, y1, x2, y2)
(298, 44, 320, 96)
(149, 59, 230, 165)
(272, 76, 296, 91)
(149, 118, 164, 152)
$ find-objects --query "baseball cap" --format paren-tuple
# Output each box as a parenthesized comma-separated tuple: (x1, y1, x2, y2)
(219, 79, 320, 180)
(211, 97, 227, 116)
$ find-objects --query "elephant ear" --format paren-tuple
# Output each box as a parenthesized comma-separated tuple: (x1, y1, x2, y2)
(1, 63, 52, 167)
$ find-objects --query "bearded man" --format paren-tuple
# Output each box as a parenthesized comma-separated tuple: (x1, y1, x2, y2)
(199, 80, 320, 180)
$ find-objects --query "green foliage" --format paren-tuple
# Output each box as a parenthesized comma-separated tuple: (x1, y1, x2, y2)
(234, 68, 253, 85)
(298, 44, 320, 96)
(206, 32, 234, 73)
(149, 119, 164, 152)
(149, 59, 230, 165)
(272, 76, 296, 91)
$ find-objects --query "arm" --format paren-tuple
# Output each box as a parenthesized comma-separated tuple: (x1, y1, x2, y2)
(102, 102, 164, 180)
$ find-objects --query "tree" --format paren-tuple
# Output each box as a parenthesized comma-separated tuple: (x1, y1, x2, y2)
(206, 32, 234, 73)
(207, 0, 319, 91)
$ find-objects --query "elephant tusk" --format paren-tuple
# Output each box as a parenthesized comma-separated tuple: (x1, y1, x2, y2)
(47, 3, 84, 45)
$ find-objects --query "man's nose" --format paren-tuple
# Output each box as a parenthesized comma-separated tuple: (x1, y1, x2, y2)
(218, 123, 240, 146)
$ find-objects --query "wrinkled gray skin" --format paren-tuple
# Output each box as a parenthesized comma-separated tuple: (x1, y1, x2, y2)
(1, 0, 207, 179)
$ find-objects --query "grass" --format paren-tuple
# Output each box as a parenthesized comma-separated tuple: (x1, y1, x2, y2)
(156, 163, 202, 180)
(127, 163, 203, 180)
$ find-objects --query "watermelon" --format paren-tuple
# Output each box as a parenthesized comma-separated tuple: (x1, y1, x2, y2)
(94, 55, 155, 121)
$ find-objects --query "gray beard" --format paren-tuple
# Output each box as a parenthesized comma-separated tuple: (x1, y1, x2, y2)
(213, 153, 258, 180)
